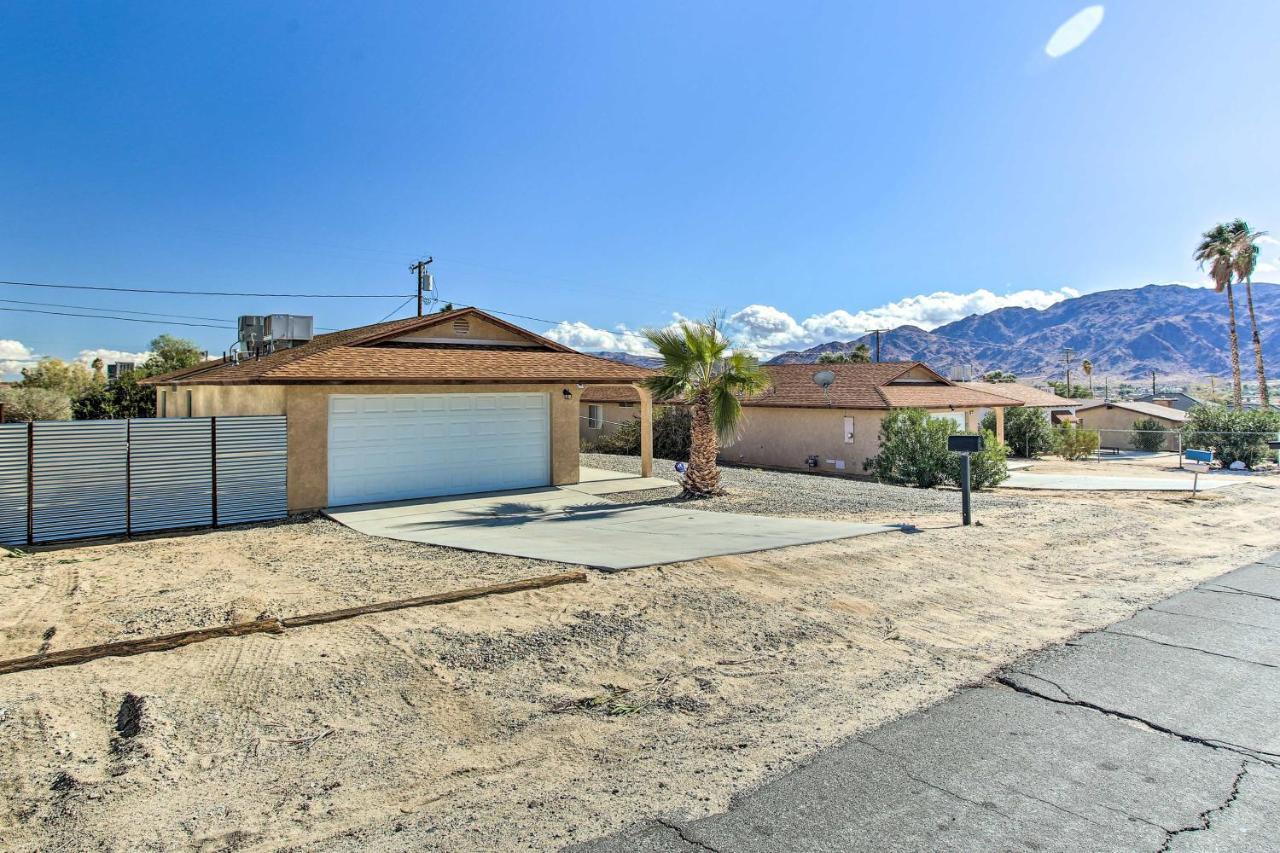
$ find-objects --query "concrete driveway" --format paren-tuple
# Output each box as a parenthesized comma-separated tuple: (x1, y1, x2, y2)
(324, 473, 899, 571)
(1001, 471, 1241, 491)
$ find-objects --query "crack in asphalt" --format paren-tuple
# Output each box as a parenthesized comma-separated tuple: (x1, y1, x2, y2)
(854, 738, 1011, 817)
(1146, 605, 1278, 633)
(994, 673, 1279, 768)
(1101, 628, 1278, 669)
(655, 818, 724, 853)
(1155, 762, 1250, 853)
(1202, 584, 1280, 603)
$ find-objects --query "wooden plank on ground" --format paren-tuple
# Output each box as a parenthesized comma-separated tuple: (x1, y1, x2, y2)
(0, 570, 589, 677)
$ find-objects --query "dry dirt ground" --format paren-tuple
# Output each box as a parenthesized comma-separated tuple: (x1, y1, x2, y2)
(2, 459, 1279, 852)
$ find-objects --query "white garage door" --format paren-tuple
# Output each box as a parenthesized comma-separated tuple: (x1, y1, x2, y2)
(327, 393, 551, 506)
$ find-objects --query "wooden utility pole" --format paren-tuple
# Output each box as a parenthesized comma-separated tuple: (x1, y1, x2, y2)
(1151, 370, 1157, 396)
(868, 329, 888, 363)
(409, 257, 434, 317)
(1062, 347, 1074, 396)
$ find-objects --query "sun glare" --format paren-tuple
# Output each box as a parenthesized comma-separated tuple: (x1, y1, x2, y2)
(1045, 5, 1105, 58)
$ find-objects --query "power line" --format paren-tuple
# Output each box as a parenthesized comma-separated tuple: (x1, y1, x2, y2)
(0, 278, 413, 299)
(376, 295, 418, 324)
(0, 305, 233, 329)
(0, 296, 339, 331)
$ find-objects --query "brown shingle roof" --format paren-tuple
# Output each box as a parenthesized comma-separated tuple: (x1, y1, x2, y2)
(141, 307, 652, 386)
(956, 381, 1076, 408)
(581, 386, 642, 402)
(745, 362, 1023, 410)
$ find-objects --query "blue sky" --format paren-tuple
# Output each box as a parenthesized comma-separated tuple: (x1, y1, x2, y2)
(3, 1, 1280, 372)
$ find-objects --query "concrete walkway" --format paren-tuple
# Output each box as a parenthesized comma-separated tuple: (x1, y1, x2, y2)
(325, 481, 899, 571)
(577, 554, 1280, 851)
(1001, 471, 1241, 492)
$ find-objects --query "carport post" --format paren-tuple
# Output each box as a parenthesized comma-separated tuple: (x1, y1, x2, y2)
(635, 384, 654, 478)
(994, 406, 1005, 446)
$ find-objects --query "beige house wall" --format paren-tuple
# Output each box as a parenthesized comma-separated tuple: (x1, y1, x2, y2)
(580, 401, 642, 444)
(1075, 405, 1183, 451)
(161, 382, 584, 512)
(720, 406, 983, 475)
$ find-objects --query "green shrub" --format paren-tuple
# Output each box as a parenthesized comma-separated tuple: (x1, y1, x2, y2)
(864, 409, 954, 488)
(1054, 424, 1100, 460)
(982, 406, 1055, 458)
(71, 374, 156, 420)
(948, 429, 1009, 489)
(590, 406, 692, 460)
(1182, 405, 1280, 469)
(0, 387, 72, 421)
(1130, 417, 1169, 452)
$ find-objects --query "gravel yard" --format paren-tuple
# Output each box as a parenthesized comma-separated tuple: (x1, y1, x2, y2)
(2, 458, 1279, 851)
(583, 452, 1034, 517)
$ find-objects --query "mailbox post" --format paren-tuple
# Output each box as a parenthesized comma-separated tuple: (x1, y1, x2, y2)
(1184, 448, 1213, 497)
(948, 433, 984, 526)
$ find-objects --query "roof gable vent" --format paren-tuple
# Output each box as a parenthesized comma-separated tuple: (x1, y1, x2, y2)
(452, 317, 471, 337)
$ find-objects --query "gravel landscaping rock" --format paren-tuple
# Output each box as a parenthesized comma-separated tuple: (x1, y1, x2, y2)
(583, 452, 1035, 519)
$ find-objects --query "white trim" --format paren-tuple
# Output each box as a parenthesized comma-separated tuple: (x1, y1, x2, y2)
(587, 404, 604, 429)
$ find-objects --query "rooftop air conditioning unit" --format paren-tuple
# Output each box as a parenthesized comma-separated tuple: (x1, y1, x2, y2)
(264, 314, 315, 350)
(238, 315, 266, 354)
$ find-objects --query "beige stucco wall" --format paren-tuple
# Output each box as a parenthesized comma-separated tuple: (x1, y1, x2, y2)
(580, 401, 641, 444)
(720, 406, 982, 475)
(1076, 405, 1182, 450)
(165, 382, 583, 512)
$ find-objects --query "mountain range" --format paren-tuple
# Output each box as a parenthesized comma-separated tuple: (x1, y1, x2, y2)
(763, 284, 1280, 382)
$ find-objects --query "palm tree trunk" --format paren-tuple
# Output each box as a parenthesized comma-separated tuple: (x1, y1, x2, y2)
(1244, 275, 1269, 409)
(683, 391, 722, 496)
(1226, 280, 1244, 409)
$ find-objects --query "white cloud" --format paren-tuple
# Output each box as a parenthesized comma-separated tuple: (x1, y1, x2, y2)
(542, 321, 655, 356)
(1045, 5, 1105, 58)
(726, 287, 1079, 355)
(76, 348, 152, 368)
(544, 286, 1080, 359)
(0, 339, 37, 380)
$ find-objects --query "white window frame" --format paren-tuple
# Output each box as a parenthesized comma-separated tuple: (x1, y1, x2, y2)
(587, 404, 604, 430)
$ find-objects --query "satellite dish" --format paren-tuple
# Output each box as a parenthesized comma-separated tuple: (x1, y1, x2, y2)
(812, 370, 836, 389)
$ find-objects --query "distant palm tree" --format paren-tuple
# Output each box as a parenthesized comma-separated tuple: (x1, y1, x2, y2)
(90, 357, 105, 383)
(1228, 219, 1269, 409)
(1195, 223, 1244, 408)
(643, 317, 771, 496)
(817, 343, 871, 364)
(1081, 358, 1093, 395)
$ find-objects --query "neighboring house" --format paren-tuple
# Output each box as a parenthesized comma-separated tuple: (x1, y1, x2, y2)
(579, 386, 680, 444)
(1132, 391, 1204, 412)
(1075, 399, 1188, 450)
(142, 308, 654, 512)
(719, 362, 1021, 475)
(959, 381, 1078, 425)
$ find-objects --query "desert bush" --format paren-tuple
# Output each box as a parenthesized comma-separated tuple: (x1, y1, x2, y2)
(590, 406, 692, 460)
(72, 374, 156, 420)
(947, 429, 1009, 489)
(864, 409, 954, 488)
(1182, 405, 1280, 469)
(1130, 417, 1169, 452)
(1054, 424, 1100, 460)
(982, 406, 1055, 457)
(0, 387, 72, 421)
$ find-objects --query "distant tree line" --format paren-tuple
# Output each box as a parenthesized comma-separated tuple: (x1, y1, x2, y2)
(0, 334, 202, 422)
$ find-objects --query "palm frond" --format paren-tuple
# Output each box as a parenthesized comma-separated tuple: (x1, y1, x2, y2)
(708, 381, 746, 441)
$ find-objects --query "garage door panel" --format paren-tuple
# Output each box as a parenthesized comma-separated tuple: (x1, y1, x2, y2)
(327, 393, 551, 506)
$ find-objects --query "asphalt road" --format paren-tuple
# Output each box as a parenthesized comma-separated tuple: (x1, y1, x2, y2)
(576, 553, 1280, 853)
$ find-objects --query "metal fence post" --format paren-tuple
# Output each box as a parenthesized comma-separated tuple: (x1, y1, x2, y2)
(211, 417, 218, 527)
(26, 421, 33, 546)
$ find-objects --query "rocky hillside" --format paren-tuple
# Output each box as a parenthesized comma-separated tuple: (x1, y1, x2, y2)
(767, 283, 1280, 381)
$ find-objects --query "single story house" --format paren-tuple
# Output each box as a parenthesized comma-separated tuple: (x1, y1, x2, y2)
(959, 381, 1078, 425)
(719, 362, 1022, 475)
(1074, 398, 1188, 450)
(142, 308, 655, 512)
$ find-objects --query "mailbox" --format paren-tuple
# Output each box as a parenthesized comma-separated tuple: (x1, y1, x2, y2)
(948, 434, 984, 454)
(1185, 448, 1214, 463)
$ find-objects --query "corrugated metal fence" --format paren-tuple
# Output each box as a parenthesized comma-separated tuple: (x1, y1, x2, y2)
(0, 416, 287, 546)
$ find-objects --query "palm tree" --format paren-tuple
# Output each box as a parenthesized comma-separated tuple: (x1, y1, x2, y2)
(643, 317, 771, 496)
(1195, 223, 1244, 408)
(90, 357, 105, 383)
(1228, 219, 1269, 409)
(1081, 359, 1093, 395)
